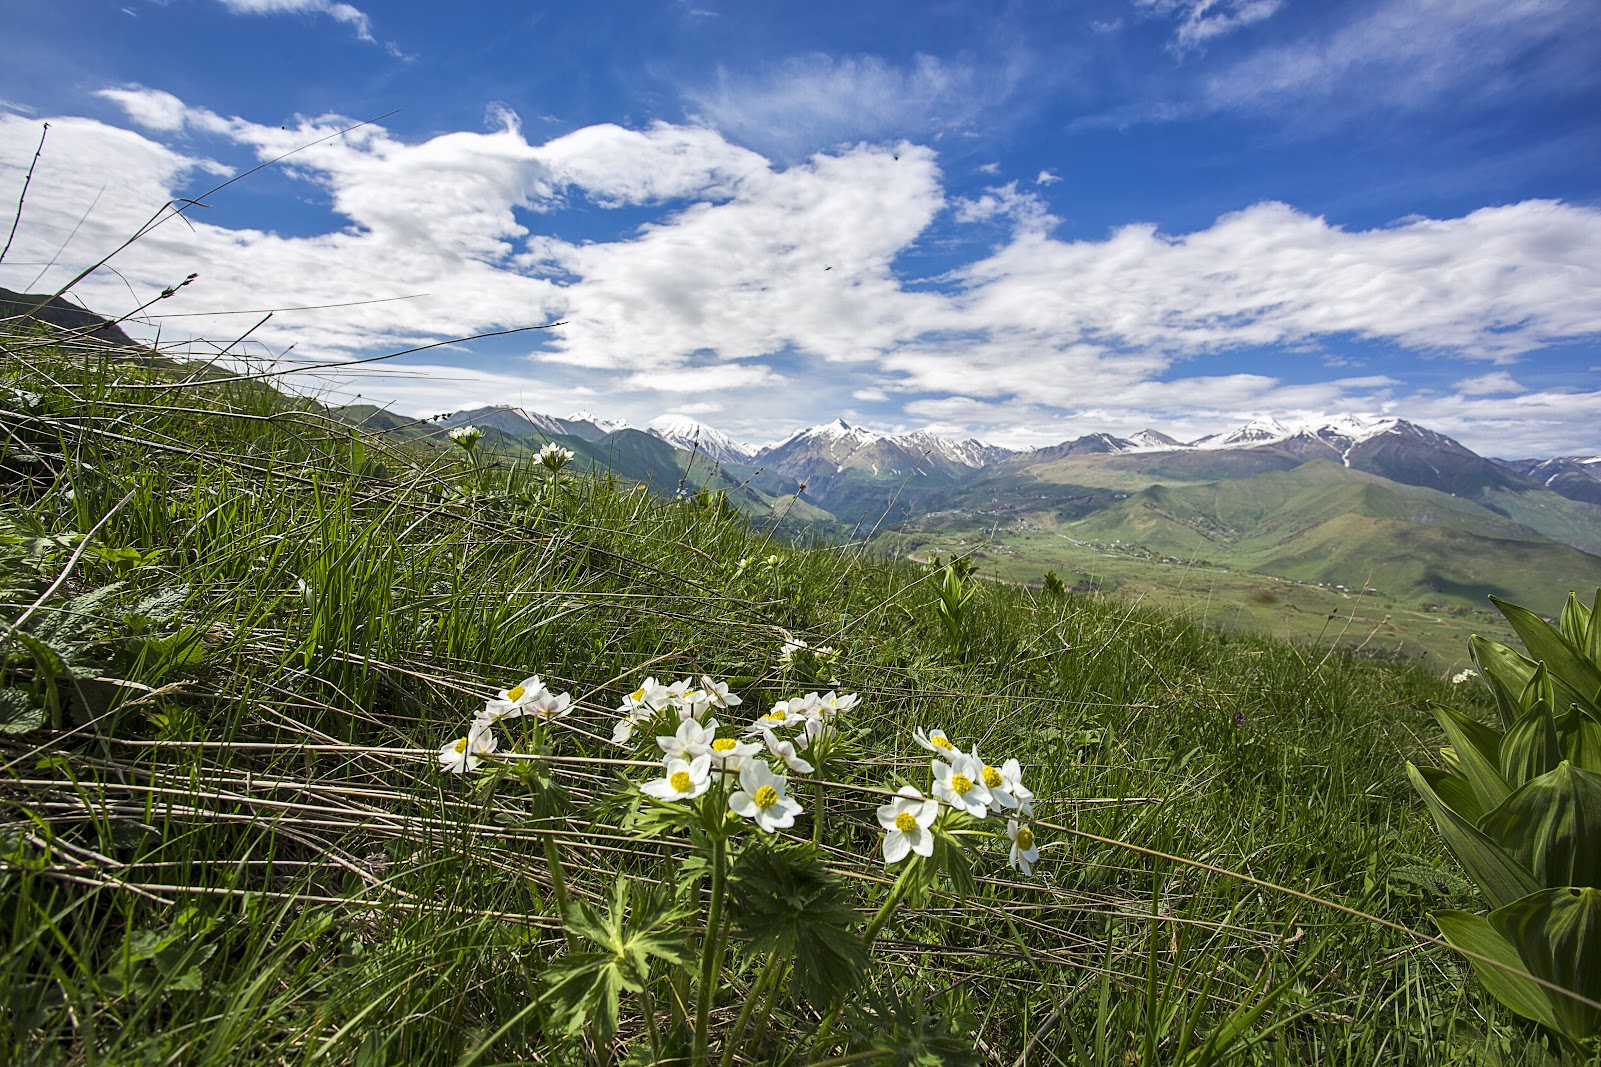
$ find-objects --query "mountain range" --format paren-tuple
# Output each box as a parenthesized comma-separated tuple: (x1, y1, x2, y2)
(331, 403, 1601, 616)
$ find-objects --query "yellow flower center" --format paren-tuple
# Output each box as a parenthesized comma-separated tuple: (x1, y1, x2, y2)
(950, 774, 973, 795)
(452, 738, 467, 754)
(894, 811, 918, 833)
(1016, 826, 1034, 851)
(712, 738, 737, 752)
(982, 766, 1002, 788)
(506, 685, 525, 703)
(631, 688, 646, 702)
(931, 735, 952, 750)
(670, 771, 693, 792)
(753, 785, 779, 809)
(762, 710, 786, 722)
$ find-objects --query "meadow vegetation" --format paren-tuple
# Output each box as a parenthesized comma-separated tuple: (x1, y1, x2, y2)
(1, 331, 1595, 1065)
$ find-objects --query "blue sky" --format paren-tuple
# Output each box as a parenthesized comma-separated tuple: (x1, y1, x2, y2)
(2, 0, 1599, 455)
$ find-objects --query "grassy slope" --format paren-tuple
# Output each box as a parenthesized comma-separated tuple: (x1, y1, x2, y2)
(0, 344, 1568, 1065)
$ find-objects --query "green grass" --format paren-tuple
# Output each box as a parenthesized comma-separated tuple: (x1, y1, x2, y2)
(0, 336, 1575, 1065)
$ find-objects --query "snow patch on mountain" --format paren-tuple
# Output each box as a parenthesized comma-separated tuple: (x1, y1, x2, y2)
(647, 416, 754, 464)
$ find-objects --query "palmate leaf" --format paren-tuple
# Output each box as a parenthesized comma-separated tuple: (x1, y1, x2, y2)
(1491, 886, 1601, 1044)
(728, 840, 869, 1008)
(1431, 910, 1559, 1031)
(1407, 763, 1541, 909)
(541, 875, 693, 1040)
(1479, 762, 1601, 891)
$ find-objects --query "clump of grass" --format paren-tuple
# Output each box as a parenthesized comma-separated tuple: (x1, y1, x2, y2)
(0, 332, 1553, 1064)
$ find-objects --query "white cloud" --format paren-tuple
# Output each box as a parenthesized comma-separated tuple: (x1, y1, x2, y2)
(5, 96, 1600, 455)
(1034, 169, 1061, 185)
(1455, 371, 1526, 396)
(214, 0, 374, 41)
(1138, 0, 1284, 52)
(95, 87, 189, 131)
(977, 161, 1000, 175)
(1202, 0, 1599, 113)
(952, 182, 1053, 230)
(683, 53, 1012, 157)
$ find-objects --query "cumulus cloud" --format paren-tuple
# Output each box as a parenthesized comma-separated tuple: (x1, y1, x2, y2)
(1455, 371, 1527, 396)
(1034, 169, 1061, 185)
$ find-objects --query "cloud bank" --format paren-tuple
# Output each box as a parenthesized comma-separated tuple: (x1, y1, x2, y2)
(2, 89, 1599, 454)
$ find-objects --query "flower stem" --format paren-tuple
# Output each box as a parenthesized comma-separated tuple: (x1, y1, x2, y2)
(542, 829, 576, 951)
(693, 833, 729, 1067)
(719, 953, 782, 1067)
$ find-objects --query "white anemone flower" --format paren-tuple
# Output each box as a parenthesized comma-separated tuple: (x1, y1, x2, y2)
(729, 761, 803, 833)
(800, 715, 836, 748)
(876, 786, 939, 865)
(819, 691, 859, 715)
(439, 722, 498, 774)
(932, 753, 993, 818)
(978, 755, 1032, 814)
(760, 728, 815, 774)
(478, 674, 547, 725)
(620, 677, 670, 715)
(658, 717, 718, 760)
(642, 754, 712, 802)
(914, 727, 963, 762)
(448, 425, 483, 450)
(706, 735, 761, 772)
(525, 689, 573, 721)
(700, 675, 743, 709)
(536, 442, 574, 471)
(745, 701, 804, 736)
(779, 638, 807, 665)
(1007, 818, 1040, 875)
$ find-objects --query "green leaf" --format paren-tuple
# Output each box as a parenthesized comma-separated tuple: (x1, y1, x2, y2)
(1407, 763, 1540, 909)
(1479, 762, 1601, 891)
(1560, 593, 1591, 654)
(1431, 910, 1559, 1030)
(0, 689, 44, 735)
(1491, 886, 1601, 1043)
(1500, 701, 1564, 789)
(1560, 709, 1601, 773)
(1492, 595, 1601, 715)
(1472, 636, 1541, 731)
(1431, 704, 1510, 815)
(1417, 765, 1483, 824)
(539, 951, 626, 1040)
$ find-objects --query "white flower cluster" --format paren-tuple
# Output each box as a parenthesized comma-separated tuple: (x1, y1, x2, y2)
(1451, 668, 1479, 685)
(880, 727, 1040, 874)
(447, 424, 483, 450)
(778, 638, 839, 668)
(627, 676, 831, 834)
(536, 442, 575, 471)
(437, 674, 572, 773)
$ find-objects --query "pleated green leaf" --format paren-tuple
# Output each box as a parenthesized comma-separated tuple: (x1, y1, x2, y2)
(1418, 764, 1483, 824)
(1559, 592, 1591, 654)
(1491, 886, 1601, 1043)
(1560, 708, 1601, 773)
(1431, 909, 1559, 1031)
(1492, 595, 1601, 716)
(1408, 762, 1541, 909)
(1479, 762, 1601, 892)
(1500, 700, 1563, 789)
(1471, 635, 1540, 731)
(1432, 703, 1511, 816)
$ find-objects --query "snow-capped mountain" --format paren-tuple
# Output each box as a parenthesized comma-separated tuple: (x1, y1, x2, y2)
(1193, 416, 1295, 450)
(567, 410, 629, 436)
(647, 416, 755, 465)
(1496, 455, 1601, 505)
(754, 419, 1015, 484)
